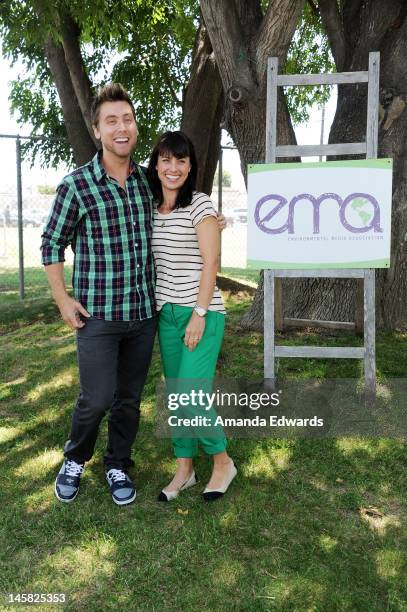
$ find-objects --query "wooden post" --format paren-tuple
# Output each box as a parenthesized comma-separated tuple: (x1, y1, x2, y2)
(366, 52, 380, 159)
(356, 51, 380, 334)
(265, 57, 278, 164)
(264, 269, 275, 387)
(265, 57, 283, 332)
(364, 269, 376, 403)
(355, 281, 364, 336)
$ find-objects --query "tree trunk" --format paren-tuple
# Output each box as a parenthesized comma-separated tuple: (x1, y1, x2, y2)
(181, 17, 224, 195)
(285, 0, 407, 330)
(44, 36, 97, 166)
(201, 0, 304, 181)
(200, 0, 304, 331)
(59, 12, 99, 148)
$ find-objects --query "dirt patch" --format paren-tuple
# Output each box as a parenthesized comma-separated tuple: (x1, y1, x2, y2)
(217, 274, 256, 296)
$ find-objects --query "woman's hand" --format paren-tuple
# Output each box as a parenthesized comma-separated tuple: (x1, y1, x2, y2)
(217, 213, 227, 231)
(184, 312, 206, 351)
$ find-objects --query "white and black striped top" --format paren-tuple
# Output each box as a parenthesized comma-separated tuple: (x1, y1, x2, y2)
(152, 191, 226, 314)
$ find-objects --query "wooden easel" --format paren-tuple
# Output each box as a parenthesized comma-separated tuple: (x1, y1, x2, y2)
(264, 52, 380, 401)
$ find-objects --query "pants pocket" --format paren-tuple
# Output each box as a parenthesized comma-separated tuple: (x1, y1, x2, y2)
(203, 311, 220, 339)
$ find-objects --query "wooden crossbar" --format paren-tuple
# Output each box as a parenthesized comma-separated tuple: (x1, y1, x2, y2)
(275, 346, 364, 359)
(277, 71, 368, 86)
(276, 143, 366, 157)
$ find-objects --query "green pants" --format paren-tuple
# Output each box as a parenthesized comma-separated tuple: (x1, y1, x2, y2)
(158, 302, 227, 458)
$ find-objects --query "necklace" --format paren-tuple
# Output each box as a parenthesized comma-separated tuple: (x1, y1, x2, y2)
(158, 203, 174, 227)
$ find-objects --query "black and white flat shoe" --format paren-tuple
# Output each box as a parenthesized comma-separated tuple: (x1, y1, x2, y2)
(203, 461, 237, 502)
(158, 471, 199, 502)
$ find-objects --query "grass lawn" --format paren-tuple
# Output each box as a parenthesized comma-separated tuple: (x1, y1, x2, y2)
(0, 275, 406, 611)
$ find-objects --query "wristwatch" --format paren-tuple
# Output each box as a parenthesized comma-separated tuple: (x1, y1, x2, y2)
(193, 305, 207, 317)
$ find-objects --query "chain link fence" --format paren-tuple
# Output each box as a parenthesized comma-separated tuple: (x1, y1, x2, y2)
(0, 135, 248, 306)
(211, 146, 248, 270)
(0, 134, 74, 303)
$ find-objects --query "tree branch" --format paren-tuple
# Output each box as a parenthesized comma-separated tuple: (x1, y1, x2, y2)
(317, 0, 346, 71)
(59, 11, 99, 147)
(44, 36, 96, 165)
(200, 0, 254, 95)
(256, 0, 306, 82)
(162, 64, 182, 107)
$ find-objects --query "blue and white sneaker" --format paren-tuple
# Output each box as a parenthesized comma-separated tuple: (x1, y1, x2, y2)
(54, 459, 84, 503)
(106, 469, 136, 506)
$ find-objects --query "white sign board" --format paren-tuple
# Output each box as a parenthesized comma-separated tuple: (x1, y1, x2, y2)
(247, 159, 392, 269)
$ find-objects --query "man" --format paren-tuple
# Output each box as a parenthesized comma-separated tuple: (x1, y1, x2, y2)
(41, 82, 225, 506)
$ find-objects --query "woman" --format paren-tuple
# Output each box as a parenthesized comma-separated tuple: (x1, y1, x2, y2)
(148, 131, 237, 502)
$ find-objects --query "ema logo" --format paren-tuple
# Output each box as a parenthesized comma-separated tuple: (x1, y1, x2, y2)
(254, 192, 383, 235)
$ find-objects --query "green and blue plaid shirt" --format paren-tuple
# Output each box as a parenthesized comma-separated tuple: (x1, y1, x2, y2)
(41, 152, 156, 321)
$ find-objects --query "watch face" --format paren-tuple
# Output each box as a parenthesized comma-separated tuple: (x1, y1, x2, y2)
(195, 306, 206, 316)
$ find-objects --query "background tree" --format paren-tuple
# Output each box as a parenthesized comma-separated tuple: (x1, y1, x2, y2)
(5, 1, 401, 328)
(201, 0, 306, 180)
(210, 0, 406, 331)
(0, 0, 333, 189)
(180, 15, 224, 194)
(283, 0, 407, 330)
(213, 169, 232, 188)
(199, 0, 335, 329)
(0, 0, 223, 192)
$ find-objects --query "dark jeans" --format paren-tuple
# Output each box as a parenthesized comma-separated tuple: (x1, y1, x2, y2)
(64, 315, 157, 470)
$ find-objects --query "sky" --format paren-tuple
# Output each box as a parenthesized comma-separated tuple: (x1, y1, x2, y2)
(0, 52, 338, 198)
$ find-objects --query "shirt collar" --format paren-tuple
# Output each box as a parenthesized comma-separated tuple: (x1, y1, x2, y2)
(92, 150, 106, 183)
(92, 150, 139, 184)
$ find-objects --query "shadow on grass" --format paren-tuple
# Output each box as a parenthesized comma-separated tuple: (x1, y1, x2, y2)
(0, 266, 73, 333)
(0, 300, 406, 610)
(1, 431, 406, 610)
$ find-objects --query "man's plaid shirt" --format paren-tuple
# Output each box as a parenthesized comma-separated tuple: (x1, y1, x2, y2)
(41, 152, 156, 321)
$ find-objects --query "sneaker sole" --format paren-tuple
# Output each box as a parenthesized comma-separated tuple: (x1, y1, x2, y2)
(54, 478, 79, 503)
(111, 489, 137, 506)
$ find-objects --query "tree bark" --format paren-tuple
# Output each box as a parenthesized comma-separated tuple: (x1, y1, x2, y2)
(201, 0, 305, 181)
(181, 18, 224, 195)
(59, 12, 99, 149)
(284, 0, 407, 330)
(44, 36, 97, 166)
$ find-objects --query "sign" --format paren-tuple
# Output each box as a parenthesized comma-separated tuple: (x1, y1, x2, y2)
(247, 159, 392, 269)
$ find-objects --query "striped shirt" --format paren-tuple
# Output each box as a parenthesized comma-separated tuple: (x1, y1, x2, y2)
(151, 192, 225, 314)
(41, 151, 156, 321)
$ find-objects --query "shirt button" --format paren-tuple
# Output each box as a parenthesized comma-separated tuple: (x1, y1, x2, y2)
(133, 222, 137, 227)
(135, 243, 139, 247)
(137, 264, 140, 268)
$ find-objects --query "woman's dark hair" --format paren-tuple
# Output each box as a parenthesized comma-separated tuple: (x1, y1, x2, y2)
(147, 131, 198, 208)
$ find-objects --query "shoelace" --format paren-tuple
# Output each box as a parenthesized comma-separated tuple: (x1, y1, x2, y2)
(107, 469, 126, 483)
(65, 460, 84, 477)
